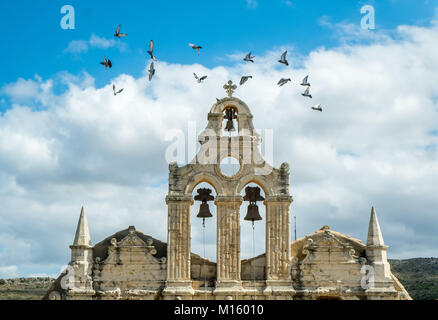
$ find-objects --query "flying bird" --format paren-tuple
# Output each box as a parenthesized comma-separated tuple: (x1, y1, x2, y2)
(278, 51, 289, 66)
(112, 84, 124, 96)
(216, 98, 221, 102)
(147, 40, 157, 61)
(311, 104, 322, 112)
(244, 52, 255, 63)
(193, 73, 207, 83)
(188, 43, 202, 54)
(277, 78, 291, 86)
(100, 56, 112, 69)
(301, 75, 310, 87)
(240, 75, 252, 85)
(302, 87, 312, 98)
(114, 24, 127, 38)
(148, 62, 155, 81)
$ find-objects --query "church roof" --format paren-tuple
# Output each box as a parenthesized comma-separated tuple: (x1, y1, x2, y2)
(290, 226, 366, 260)
(93, 226, 168, 261)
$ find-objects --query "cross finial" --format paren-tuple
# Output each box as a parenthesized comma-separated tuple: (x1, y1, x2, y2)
(223, 80, 237, 97)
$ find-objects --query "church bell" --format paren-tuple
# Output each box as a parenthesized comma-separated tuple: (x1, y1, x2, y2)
(197, 203, 213, 219)
(243, 186, 265, 223)
(224, 108, 237, 132)
(245, 203, 262, 222)
(225, 119, 235, 132)
(194, 188, 215, 225)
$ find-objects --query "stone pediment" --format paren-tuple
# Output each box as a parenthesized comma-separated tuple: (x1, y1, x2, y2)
(307, 229, 352, 248)
(98, 227, 164, 266)
(117, 231, 148, 247)
(301, 229, 359, 264)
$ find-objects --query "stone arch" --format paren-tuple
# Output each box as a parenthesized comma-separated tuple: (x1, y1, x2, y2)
(238, 179, 268, 268)
(184, 171, 224, 196)
(235, 173, 274, 197)
(189, 180, 218, 273)
(210, 97, 252, 116)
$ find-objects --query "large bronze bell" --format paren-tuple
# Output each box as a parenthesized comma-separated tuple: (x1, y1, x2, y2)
(243, 186, 265, 223)
(197, 203, 213, 219)
(245, 203, 262, 222)
(194, 188, 215, 225)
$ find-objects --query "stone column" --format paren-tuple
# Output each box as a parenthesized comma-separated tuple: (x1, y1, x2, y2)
(163, 195, 194, 297)
(264, 195, 295, 296)
(214, 195, 243, 294)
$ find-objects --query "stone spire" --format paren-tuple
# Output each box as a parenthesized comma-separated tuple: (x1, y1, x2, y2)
(69, 206, 94, 297)
(367, 206, 384, 247)
(364, 206, 395, 296)
(73, 206, 91, 247)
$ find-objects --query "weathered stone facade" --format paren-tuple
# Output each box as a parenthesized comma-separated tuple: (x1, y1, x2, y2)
(44, 94, 411, 300)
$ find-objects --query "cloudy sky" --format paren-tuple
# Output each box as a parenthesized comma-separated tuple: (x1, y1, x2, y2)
(0, 0, 437, 278)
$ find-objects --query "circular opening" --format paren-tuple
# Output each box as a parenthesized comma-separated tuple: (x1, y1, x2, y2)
(220, 157, 240, 177)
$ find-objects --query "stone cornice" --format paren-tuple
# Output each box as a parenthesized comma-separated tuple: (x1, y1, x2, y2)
(165, 195, 194, 204)
(264, 195, 293, 203)
(215, 195, 243, 204)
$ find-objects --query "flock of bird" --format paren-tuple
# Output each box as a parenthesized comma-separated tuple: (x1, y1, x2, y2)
(101, 24, 323, 112)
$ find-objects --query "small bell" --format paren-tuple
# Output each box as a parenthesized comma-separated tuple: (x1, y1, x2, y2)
(225, 119, 235, 132)
(224, 108, 237, 132)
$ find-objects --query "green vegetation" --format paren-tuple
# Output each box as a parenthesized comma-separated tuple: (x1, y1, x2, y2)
(0, 277, 54, 300)
(389, 258, 438, 300)
(0, 258, 437, 300)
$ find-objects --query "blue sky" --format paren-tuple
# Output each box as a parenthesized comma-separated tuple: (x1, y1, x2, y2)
(0, 1, 438, 278)
(0, 0, 436, 96)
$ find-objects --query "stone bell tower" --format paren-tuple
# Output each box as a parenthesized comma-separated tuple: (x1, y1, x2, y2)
(163, 81, 294, 299)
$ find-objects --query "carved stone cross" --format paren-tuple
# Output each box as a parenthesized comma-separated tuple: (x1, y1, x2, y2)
(223, 80, 237, 97)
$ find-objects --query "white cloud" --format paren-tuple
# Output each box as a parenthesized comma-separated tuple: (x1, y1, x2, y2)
(64, 40, 88, 54)
(1, 20, 438, 276)
(0, 266, 18, 278)
(1, 77, 41, 103)
(246, 0, 258, 9)
(64, 33, 127, 54)
(282, 0, 294, 8)
(318, 16, 393, 44)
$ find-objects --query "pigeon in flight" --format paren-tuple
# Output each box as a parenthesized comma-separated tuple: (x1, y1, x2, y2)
(148, 62, 155, 81)
(193, 73, 207, 83)
(277, 78, 291, 86)
(114, 24, 127, 38)
(301, 75, 310, 87)
(100, 56, 112, 69)
(302, 87, 312, 98)
(240, 75, 252, 85)
(244, 52, 255, 63)
(188, 43, 202, 55)
(112, 84, 124, 96)
(216, 98, 221, 102)
(278, 51, 289, 66)
(147, 40, 157, 61)
(311, 104, 322, 112)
